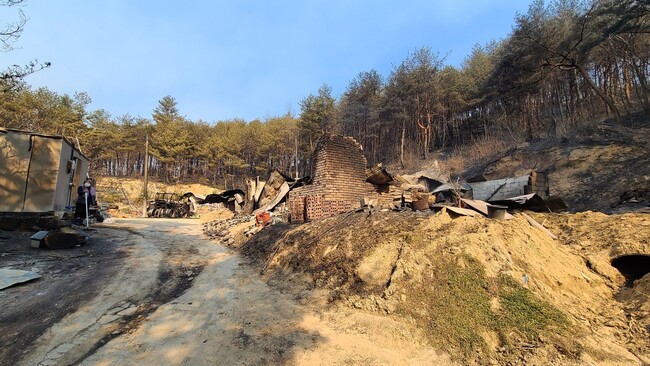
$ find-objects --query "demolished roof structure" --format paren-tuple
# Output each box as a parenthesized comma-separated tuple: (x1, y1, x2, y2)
(466, 170, 565, 212)
(364, 166, 565, 216)
(221, 133, 566, 227)
(187, 168, 311, 215)
(468, 171, 550, 201)
(489, 193, 568, 212)
(200, 189, 246, 204)
(365, 163, 392, 185)
(247, 170, 311, 214)
(432, 181, 472, 194)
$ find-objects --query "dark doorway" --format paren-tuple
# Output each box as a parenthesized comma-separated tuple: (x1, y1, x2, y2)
(611, 255, 650, 287)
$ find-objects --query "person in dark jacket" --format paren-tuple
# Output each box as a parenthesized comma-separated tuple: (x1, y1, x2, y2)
(74, 178, 96, 224)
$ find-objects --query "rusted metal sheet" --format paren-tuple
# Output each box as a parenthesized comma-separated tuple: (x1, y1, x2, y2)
(460, 198, 514, 219)
(489, 193, 567, 212)
(446, 206, 480, 217)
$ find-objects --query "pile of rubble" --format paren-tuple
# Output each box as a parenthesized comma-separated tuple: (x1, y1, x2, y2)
(363, 163, 566, 213)
(201, 135, 567, 234)
(202, 215, 253, 246)
(611, 188, 649, 211)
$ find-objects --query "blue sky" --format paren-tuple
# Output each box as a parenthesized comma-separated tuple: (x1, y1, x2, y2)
(4, 1, 532, 123)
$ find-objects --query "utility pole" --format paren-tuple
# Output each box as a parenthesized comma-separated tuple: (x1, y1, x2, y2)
(143, 134, 149, 217)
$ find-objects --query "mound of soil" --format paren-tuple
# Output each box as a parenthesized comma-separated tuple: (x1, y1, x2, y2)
(239, 209, 649, 365)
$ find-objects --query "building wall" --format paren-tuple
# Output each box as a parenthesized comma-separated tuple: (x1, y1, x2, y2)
(0, 130, 90, 213)
(289, 135, 369, 223)
(53, 142, 89, 211)
(22, 136, 61, 212)
(0, 132, 32, 211)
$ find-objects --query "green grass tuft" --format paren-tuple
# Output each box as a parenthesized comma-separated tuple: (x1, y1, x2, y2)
(495, 275, 569, 339)
(396, 252, 571, 361)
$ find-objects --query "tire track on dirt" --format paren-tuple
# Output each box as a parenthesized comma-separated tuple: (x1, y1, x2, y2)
(19, 220, 207, 366)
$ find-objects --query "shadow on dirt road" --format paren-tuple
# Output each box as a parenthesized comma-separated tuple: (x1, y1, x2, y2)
(5, 219, 322, 366)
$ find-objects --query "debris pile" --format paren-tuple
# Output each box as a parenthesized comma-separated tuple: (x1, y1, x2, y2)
(361, 166, 566, 213)
(196, 134, 568, 239)
(202, 215, 253, 245)
(29, 227, 87, 249)
(199, 134, 569, 228)
(146, 192, 195, 218)
(612, 188, 650, 212)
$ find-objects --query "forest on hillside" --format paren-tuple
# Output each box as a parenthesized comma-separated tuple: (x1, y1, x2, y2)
(1, 0, 648, 188)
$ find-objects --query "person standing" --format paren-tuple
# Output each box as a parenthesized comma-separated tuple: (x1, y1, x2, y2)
(74, 178, 96, 224)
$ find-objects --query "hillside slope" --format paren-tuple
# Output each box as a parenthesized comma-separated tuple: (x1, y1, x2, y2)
(463, 126, 650, 213)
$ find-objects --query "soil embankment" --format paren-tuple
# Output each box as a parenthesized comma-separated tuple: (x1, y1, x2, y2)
(240, 209, 650, 365)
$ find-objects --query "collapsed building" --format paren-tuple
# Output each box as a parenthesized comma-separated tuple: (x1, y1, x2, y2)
(283, 134, 565, 223)
(198, 133, 565, 226)
(288, 135, 376, 223)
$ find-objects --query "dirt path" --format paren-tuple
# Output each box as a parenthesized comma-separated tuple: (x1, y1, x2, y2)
(1, 229, 127, 364)
(17, 219, 446, 366)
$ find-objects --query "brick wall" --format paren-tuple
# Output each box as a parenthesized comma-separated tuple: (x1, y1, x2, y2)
(288, 135, 369, 223)
(289, 184, 322, 223)
(469, 171, 550, 201)
(527, 171, 550, 197)
(364, 184, 403, 208)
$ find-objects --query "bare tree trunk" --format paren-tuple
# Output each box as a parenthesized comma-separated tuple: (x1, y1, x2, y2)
(424, 111, 431, 160)
(555, 78, 564, 137)
(242, 178, 256, 214)
(399, 119, 406, 169)
(576, 64, 621, 126)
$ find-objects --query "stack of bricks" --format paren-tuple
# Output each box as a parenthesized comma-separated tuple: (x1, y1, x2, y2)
(305, 193, 324, 220)
(288, 135, 370, 223)
(364, 184, 403, 208)
(469, 171, 550, 201)
(525, 171, 550, 197)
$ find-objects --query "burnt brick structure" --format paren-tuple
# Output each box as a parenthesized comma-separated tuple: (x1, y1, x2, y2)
(289, 134, 372, 223)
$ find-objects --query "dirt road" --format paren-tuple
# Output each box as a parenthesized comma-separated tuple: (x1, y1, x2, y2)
(14, 219, 445, 366)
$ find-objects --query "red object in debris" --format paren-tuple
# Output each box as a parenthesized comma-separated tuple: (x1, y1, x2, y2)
(256, 211, 271, 227)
